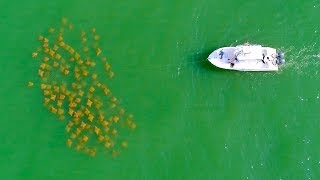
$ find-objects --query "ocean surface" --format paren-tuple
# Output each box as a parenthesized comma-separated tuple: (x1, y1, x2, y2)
(1, 0, 320, 179)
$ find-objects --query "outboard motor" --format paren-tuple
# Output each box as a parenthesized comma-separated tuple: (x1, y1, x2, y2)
(276, 52, 285, 65)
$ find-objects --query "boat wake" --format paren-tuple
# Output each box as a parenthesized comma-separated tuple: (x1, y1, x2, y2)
(280, 43, 320, 77)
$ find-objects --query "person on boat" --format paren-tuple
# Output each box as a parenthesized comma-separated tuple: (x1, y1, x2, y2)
(261, 54, 266, 64)
(219, 50, 224, 59)
(262, 56, 270, 64)
(229, 58, 235, 68)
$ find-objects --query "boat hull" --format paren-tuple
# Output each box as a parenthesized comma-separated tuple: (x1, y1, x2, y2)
(207, 45, 279, 71)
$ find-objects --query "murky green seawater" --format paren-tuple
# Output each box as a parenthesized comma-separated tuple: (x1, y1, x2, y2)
(1, 0, 320, 179)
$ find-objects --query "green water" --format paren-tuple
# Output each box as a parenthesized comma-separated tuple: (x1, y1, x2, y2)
(1, 0, 320, 179)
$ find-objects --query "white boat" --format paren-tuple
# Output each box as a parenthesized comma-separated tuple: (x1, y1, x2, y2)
(207, 43, 285, 71)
